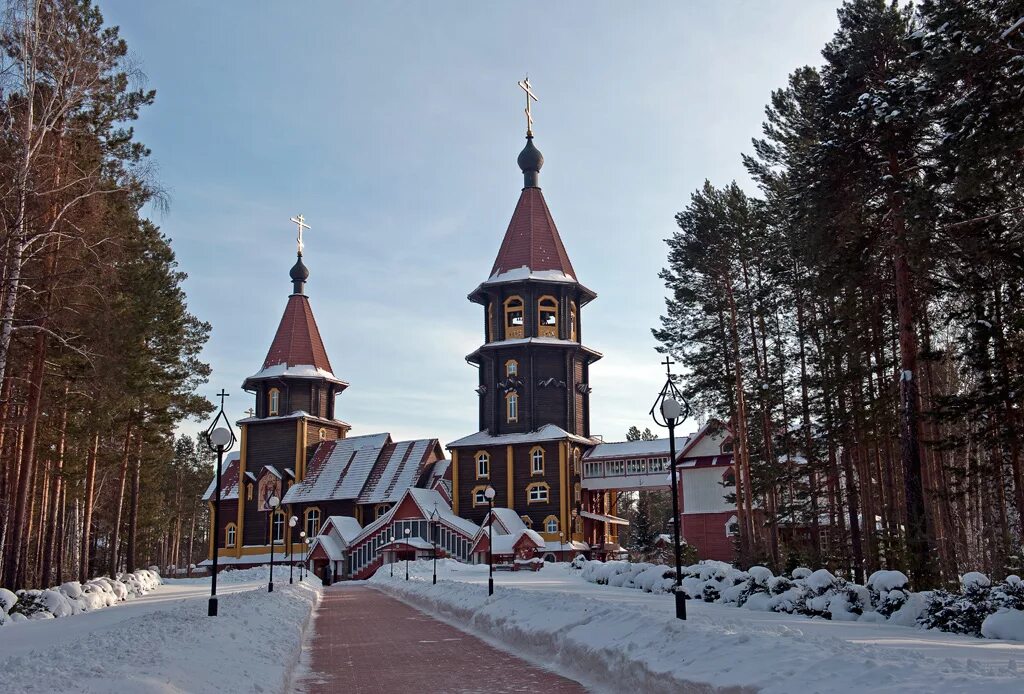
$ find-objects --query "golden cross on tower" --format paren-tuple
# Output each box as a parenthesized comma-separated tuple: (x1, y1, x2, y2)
(290, 214, 310, 256)
(517, 76, 538, 136)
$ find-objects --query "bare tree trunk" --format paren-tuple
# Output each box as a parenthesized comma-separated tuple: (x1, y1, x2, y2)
(109, 423, 133, 576)
(41, 382, 69, 586)
(80, 432, 99, 583)
(126, 435, 143, 572)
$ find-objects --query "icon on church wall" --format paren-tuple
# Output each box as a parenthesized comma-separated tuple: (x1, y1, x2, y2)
(258, 475, 281, 512)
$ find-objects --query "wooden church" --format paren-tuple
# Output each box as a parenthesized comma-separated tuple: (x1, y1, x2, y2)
(201, 242, 451, 569)
(203, 83, 747, 575)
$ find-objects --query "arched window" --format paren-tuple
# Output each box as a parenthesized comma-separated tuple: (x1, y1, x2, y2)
(504, 296, 524, 339)
(318, 427, 327, 441)
(721, 438, 734, 454)
(225, 523, 237, 548)
(487, 303, 494, 342)
(268, 388, 281, 416)
(538, 296, 558, 338)
(545, 516, 559, 534)
(472, 485, 490, 507)
(505, 359, 518, 378)
(530, 446, 545, 475)
(573, 449, 581, 475)
(574, 482, 581, 503)
(475, 451, 490, 479)
(520, 515, 533, 528)
(375, 503, 390, 518)
(272, 511, 285, 544)
(304, 507, 321, 537)
(506, 393, 519, 423)
(246, 483, 253, 501)
(526, 482, 549, 504)
(570, 301, 578, 341)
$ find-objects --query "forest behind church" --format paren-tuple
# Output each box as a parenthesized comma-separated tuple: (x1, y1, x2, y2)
(658, 0, 1024, 590)
(0, 0, 212, 590)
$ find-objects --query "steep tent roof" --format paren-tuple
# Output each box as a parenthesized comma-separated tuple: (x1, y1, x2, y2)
(487, 187, 576, 283)
(261, 294, 334, 374)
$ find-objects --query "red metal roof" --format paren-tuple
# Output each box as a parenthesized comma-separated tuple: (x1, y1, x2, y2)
(262, 294, 334, 372)
(489, 187, 576, 280)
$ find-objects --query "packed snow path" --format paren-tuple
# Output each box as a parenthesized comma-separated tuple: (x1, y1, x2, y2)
(295, 584, 585, 693)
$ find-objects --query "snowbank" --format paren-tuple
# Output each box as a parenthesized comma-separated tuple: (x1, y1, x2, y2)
(1, 570, 161, 626)
(1, 575, 320, 692)
(372, 560, 1024, 693)
(575, 559, 1024, 641)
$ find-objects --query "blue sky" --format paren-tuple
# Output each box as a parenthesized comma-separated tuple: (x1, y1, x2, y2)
(101, 0, 841, 446)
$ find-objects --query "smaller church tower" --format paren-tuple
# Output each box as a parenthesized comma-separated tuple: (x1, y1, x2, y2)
(229, 223, 351, 554)
(449, 83, 599, 547)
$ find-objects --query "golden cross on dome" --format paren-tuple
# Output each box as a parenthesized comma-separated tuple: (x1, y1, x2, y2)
(517, 76, 538, 136)
(290, 214, 310, 256)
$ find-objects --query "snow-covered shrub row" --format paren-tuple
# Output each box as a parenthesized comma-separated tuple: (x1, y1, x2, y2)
(0, 569, 161, 626)
(578, 559, 1024, 641)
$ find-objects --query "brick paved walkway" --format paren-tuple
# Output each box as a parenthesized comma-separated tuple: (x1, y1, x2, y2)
(295, 584, 586, 693)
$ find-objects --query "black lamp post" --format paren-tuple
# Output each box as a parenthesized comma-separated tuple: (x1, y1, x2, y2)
(268, 495, 281, 592)
(302, 535, 310, 581)
(484, 486, 496, 596)
(389, 535, 394, 577)
(404, 527, 411, 580)
(649, 356, 691, 621)
(288, 515, 298, 584)
(430, 504, 439, 585)
(202, 389, 237, 618)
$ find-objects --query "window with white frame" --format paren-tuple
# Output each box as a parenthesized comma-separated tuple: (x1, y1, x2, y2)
(272, 512, 285, 544)
(225, 524, 236, 548)
(305, 508, 321, 537)
(545, 516, 559, 533)
(527, 483, 548, 503)
(476, 452, 490, 479)
(530, 447, 544, 475)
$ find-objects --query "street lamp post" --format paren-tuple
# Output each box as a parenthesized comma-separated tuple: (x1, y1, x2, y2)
(404, 527, 411, 580)
(650, 356, 691, 621)
(288, 516, 298, 584)
(389, 535, 394, 577)
(299, 531, 306, 581)
(202, 389, 237, 618)
(430, 504, 439, 585)
(484, 486, 496, 596)
(268, 495, 281, 592)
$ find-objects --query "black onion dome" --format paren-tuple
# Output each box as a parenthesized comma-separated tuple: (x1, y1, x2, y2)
(518, 135, 544, 187)
(290, 254, 309, 294)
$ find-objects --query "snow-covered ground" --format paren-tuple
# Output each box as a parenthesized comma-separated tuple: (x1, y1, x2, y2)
(371, 560, 1024, 694)
(0, 567, 319, 693)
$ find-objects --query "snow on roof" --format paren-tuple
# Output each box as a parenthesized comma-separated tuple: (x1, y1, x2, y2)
(312, 534, 344, 561)
(323, 515, 363, 544)
(236, 410, 351, 428)
(488, 528, 545, 554)
(406, 487, 480, 537)
(484, 266, 577, 285)
(202, 452, 241, 501)
(448, 423, 594, 449)
(488, 508, 527, 535)
(584, 437, 690, 460)
(544, 540, 590, 552)
(381, 537, 435, 551)
(245, 362, 345, 383)
(263, 465, 282, 479)
(282, 433, 391, 504)
(358, 439, 434, 504)
(430, 459, 451, 480)
(581, 510, 630, 526)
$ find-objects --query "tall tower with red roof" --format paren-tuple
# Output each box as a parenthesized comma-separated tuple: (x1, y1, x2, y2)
(229, 244, 352, 549)
(449, 106, 600, 543)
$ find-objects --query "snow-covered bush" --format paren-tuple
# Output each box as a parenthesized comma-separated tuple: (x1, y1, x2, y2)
(920, 573, 995, 637)
(991, 575, 1024, 611)
(702, 581, 721, 603)
(1, 569, 162, 626)
(981, 608, 1024, 641)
